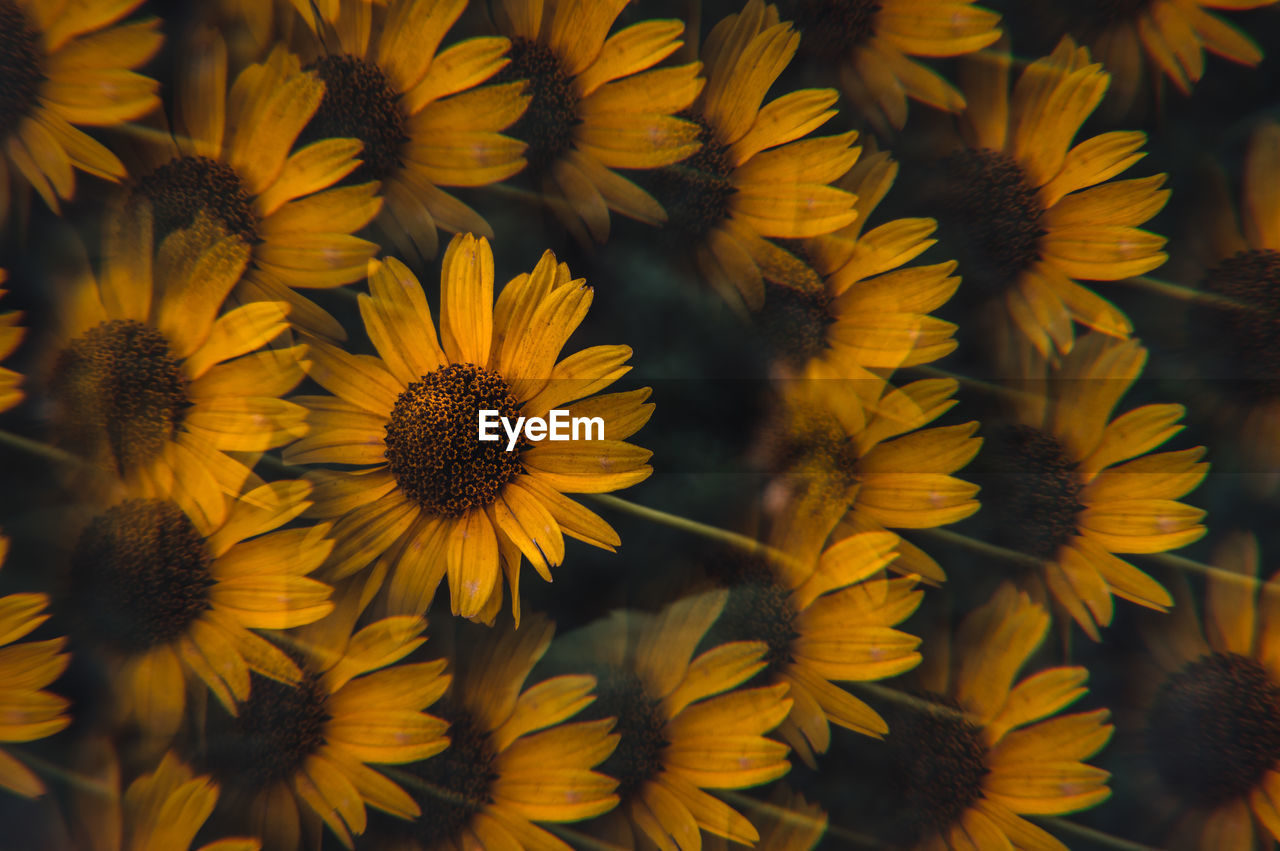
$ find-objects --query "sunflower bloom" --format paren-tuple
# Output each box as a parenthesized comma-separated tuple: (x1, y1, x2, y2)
(289, 0, 529, 261)
(1139, 532, 1280, 849)
(128, 33, 380, 339)
(364, 614, 618, 849)
(575, 590, 793, 850)
(64, 477, 334, 740)
(976, 333, 1207, 639)
(947, 37, 1170, 355)
(46, 202, 309, 504)
(645, 0, 861, 311)
(0, 0, 161, 220)
(855, 585, 1112, 849)
(286, 234, 653, 623)
(0, 536, 71, 799)
(780, 0, 1001, 131)
(490, 0, 702, 243)
(0, 273, 23, 413)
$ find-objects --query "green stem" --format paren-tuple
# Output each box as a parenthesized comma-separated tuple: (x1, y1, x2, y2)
(1034, 817, 1161, 851)
(0, 430, 81, 467)
(1121, 276, 1244, 309)
(717, 789, 880, 847)
(914, 527, 1044, 572)
(584, 494, 791, 564)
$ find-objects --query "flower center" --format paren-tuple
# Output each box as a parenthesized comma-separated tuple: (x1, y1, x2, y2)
(383, 363, 525, 517)
(49, 320, 191, 471)
(640, 113, 736, 239)
(1076, 0, 1153, 26)
(757, 280, 834, 367)
(939, 149, 1046, 299)
(771, 408, 861, 504)
(494, 37, 580, 174)
(133, 155, 261, 243)
(976, 425, 1084, 560)
(0, 0, 43, 137)
(1200, 249, 1280, 402)
(779, 0, 884, 61)
(211, 667, 331, 789)
(704, 554, 798, 678)
(67, 499, 214, 654)
(581, 666, 669, 799)
(299, 54, 408, 184)
(1147, 652, 1280, 808)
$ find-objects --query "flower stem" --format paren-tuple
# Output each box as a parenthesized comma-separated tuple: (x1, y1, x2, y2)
(1034, 817, 1161, 851)
(913, 527, 1044, 571)
(0, 430, 81, 467)
(585, 494, 791, 564)
(1121, 275, 1244, 309)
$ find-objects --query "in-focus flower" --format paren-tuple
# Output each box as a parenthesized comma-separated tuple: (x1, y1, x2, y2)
(490, 0, 703, 243)
(287, 235, 653, 623)
(945, 38, 1169, 355)
(0, 0, 161, 220)
(0, 272, 23, 413)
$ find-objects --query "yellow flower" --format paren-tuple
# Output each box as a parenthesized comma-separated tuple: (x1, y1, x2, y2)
(780, 0, 1002, 131)
(0, 272, 24, 414)
(646, 0, 860, 311)
(64, 477, 334, 740)
(949, 37, 1169, 355)
(0, 535, 70, 799)
(1139, 532, 1280, 849)
(0, 0, 161, 220)
(490, 0, 703, 243)
(287, 0, 530, 261)
(977, 333, 1206, 638)
(128, 33, 380, 339)
(46, 203, 309, 503)
(363, 614, 618, 849)
(286, 234, 653, 623)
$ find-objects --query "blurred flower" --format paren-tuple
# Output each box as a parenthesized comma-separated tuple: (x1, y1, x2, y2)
(490, 0, 703, 243)
(287, 235, 653, 623)
(289, 0, 529, 262)
(948, 38, 1168, 355)
(0, 272, 24, 413)
(705, 788, 827, 851)
(0, 0, 161, 222)
(978, 333, 1206, 638)
(779, 0, 1001, 131)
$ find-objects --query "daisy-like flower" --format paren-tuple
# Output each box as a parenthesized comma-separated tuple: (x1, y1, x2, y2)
(288, 0, 529, 261)
(0, 272, 23, 413)
(573, 589, 794, 850)
(46, 202, 309, 503)
(705, 515, 923, 765)
(758, 149, 960, 377)
(976, 333, 1206, 639)
(363, 613, 618, 849)
(286, 235, 653, 623)
(778, 0, 1002, 132)
(63, 476, 334, 740)
(128, 33, 380, 339)
(0, 0, 161, 220)
(642, 0, 861, 311)
(1138, 533, 1280, 849)
(945, 37, 1170, 355)
(204, 611, 450, 850)
(0, 536, 71, 798)
(761, 368, 981, 583)
(489, 0, 703, 243)
(856, 584, 1113, 849)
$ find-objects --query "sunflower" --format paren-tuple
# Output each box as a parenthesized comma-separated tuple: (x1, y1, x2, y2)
(127, 32, 380, 339)
(489, 0, 703, 244)
(46, 201, 309, 503)
(1137, 532, 1280, 849)
(704, 513, 923, 766)
(778, 0, 1002, 132)
(0, 0, 161, 221)
(0, 273, 23, 413)
(569, 589, 794, 850)
(286, 234, 653, 623)
(945, 37, 1169, 356)
(757, 149, 960, 377)
(640, 0, 861, 311)
(202, 610, 450, 850)
(760, 367, 981, 583)
(0, 535, 71, 799)
(361, 613, 618, 850)
(62, 474, 335, 741)
(853, 584, 1113, 849)
(286, 0, 529, 262)
(974, 332, 1206, 639)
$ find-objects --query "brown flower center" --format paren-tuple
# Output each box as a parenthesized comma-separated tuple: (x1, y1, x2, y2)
(0, 0, 43, 136)
(49, 320, 191, 471)
(1200, 249, 1280, 401)
(383, 363, 526, 516)
(211, 667, 331, 789)
(704, 554, 798, 678)
(134, 155, 261, 243)
(67, 499, 214, 654)
(780, 0, 884, 61)
(581, 666, 669, 799)
(299, 54, 408, 183)
(758, 280, 834, 367)
(495, 37, 580, 174)
(641, 113, 736, 239)
(770, 407, 861, 504)
(976, 425, 1085, 560)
